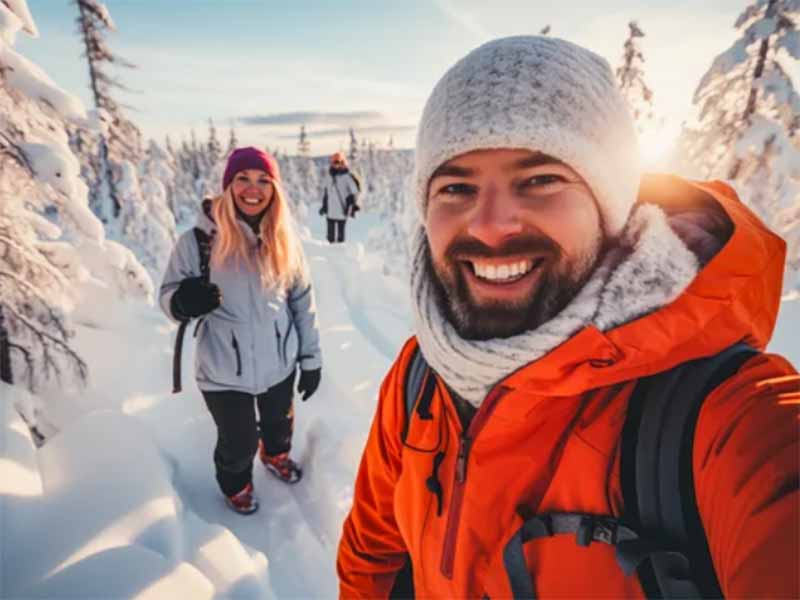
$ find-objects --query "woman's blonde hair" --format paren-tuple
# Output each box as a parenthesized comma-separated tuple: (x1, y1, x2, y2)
(210, 180, 305, 291)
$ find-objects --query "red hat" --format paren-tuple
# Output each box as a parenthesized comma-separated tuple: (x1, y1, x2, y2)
(222, 147, 280, 190)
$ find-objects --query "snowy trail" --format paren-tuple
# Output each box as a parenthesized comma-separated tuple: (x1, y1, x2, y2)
(164, 218, 410, 597)
(37, 215, 411, 598)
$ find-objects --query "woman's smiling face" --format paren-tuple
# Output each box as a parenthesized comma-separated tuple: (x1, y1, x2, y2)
(231, 169, 274, 216)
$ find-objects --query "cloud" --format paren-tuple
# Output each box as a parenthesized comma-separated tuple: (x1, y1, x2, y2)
(239, 111, 384, 127)
(275, 124, 416, 140)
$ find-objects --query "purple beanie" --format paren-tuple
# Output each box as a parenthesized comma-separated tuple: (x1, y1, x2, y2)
(222, 147, 280, 190)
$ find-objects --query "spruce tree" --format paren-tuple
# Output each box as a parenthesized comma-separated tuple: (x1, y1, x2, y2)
(74, 0, 142, 219)
(616, 21, 655, 132)
(683, 0, 799, 292)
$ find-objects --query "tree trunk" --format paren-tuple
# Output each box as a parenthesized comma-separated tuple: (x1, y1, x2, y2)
(76, 1, 121, 219)
(728, 0, 778, 179)
(0, 305, 13, 385)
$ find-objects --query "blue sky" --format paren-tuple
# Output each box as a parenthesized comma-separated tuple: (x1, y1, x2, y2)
(18, 0, 744, 158)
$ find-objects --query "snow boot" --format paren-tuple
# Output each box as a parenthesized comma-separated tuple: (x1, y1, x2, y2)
(225, 482, 259, 515)
(259, 441, 303, 484)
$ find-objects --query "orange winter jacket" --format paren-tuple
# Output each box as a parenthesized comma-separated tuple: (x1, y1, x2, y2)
(337, 175, 800, 599)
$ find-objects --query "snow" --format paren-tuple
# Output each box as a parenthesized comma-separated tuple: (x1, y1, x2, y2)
(0, 0, 37, 43)
(0, 43, 85, 121)
(0, 213, 413, 598)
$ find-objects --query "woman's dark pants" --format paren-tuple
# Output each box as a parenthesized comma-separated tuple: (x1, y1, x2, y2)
(202, 370, 295, 496)
(326, 218, 346, 243)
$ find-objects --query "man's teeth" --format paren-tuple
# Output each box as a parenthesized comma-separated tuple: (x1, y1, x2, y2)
(473, 260, 535, 281)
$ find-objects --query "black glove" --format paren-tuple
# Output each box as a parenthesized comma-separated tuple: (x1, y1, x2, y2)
(171, 276, 221, 320)
(297, 368, 321, 401)
(319, 206, 326, 216)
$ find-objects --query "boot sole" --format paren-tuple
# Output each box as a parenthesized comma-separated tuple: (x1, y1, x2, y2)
(265, 462, 303, 484)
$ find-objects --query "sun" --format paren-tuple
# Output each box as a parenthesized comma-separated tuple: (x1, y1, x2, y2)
(638, 120, 681, 170)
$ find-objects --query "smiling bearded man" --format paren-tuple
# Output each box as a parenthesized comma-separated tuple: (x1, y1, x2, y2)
(337, 36, 799, 599)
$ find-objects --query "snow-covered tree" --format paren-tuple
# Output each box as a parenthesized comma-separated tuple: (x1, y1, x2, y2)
(349, 128, 359, 162)
(616, 21, 655, 131)
(74, 0, 142, 219)
(141, 139, 177, 217)
(682, 0, 800, 293)
(119, 161, 176, 278)
(298, 124, 310, 157)
(684, 0, 799, 178)
(67, 117, 102, 213)
(1, 0, 151, 395)
(206, 117, 222, 172)
(226, 124, 238, 158)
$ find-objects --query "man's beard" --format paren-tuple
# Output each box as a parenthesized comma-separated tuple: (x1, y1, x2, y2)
(427, 232, 603, 341)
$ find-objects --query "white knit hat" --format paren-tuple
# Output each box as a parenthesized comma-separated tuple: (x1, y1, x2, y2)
(414, 36, 641, 237)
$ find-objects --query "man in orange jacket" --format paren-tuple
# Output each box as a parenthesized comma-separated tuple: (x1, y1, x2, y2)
(337, 36, 799, 599)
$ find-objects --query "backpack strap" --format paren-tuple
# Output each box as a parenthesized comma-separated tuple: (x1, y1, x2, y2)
(193, 227, 213, 283)
(503, 512, 642, 599)
(172, 227, 215, 394)
(619, 342, 758, 599)
(500, 344, 758, 599)
(401, 345, 435, 442)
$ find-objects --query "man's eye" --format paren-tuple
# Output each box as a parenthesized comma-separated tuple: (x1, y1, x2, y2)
(523, 174, 565, 187)
(438, 183, 475, 196)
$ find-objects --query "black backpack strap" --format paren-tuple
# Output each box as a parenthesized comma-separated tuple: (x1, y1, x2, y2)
(193, 227, 213, 283)
(172, 227, 215, 394)
(503, 512, 641, 599)
(619, 343, 758, 599)
(389, 346, 437, 600)
(401, 346, 435, 442)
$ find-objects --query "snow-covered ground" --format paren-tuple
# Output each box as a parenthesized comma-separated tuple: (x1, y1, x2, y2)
(1, 211, 798, 599)
(1, 212, 410, 599)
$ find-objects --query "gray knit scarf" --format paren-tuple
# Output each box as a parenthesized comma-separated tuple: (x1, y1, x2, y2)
(410, 204, 701, 408)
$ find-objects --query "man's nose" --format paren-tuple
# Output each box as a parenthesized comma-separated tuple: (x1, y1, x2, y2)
(466, 184, 522, 247)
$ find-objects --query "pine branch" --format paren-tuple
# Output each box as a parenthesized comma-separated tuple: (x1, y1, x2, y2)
(0, 232, 70, 289)
(0, 270, 69, 339)
(4, 305, 88, 385)
(0, 132, 35, 175)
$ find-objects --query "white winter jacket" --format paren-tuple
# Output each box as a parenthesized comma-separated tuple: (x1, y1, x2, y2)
(321, 170, 360, 220)
(159, 207, 322, 394)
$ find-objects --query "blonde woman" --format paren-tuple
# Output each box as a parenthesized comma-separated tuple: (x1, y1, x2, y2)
(160, 147, 322, 514)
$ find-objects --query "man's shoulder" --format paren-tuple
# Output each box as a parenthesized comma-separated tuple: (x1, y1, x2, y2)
(378, 337, 421, 398)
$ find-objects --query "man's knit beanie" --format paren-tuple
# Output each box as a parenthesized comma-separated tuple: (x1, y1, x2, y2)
(414, 35, 640, 237)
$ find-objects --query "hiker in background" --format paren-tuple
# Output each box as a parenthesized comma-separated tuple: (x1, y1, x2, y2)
(319, 151, 361, 243)
(337, 37, 799, 598)
(160, 147, 322, 515)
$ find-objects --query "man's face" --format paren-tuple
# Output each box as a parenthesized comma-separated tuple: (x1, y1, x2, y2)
(231, 169, 274, 216)
(425, 149, 604, 340)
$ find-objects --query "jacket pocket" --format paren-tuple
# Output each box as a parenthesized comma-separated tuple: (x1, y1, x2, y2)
(231, 331, 242, 376)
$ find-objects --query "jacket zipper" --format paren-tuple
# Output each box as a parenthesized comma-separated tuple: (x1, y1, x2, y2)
(274, 322, 284, 365)
(440, 385, 507, 579)
(231, 332, 242, 376)
(282, 320, 292, 365)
